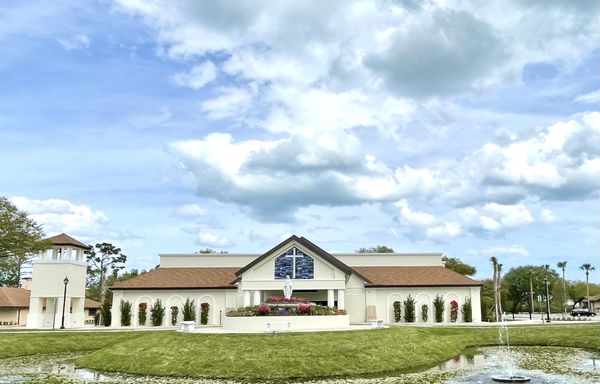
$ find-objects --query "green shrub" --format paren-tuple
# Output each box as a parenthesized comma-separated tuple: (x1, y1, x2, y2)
(433, 295, 445, 323)
(182, 298, 196, 322)
(403, 295, 415, 322)
(461, 298, 472, 322)
(138, 303, 147, 326)
(421, 304, 429, 322)
(170, 306, 179, 325)
(120, 300, 132, 326)
(150, 299, 165, 326)
(100, 299, 111, 326)
(393, 301, 401, 322)
(200, 302, 210, 325)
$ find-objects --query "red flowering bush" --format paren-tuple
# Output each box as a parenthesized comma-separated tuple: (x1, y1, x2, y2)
(450, 300, 459, 322)
(258, 305, 270, 315)
(297, 304, 312, 315)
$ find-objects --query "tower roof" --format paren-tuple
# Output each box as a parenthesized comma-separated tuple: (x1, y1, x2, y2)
(46, 233, 91, 250)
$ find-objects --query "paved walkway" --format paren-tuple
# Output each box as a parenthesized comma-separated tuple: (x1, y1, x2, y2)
(1, 314, 597, 334)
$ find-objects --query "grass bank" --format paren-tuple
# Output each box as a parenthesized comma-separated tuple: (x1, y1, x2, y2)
(1, 324, 598, 380)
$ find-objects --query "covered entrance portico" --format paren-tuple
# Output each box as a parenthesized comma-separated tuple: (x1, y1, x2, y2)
(241, 288, 345, 309)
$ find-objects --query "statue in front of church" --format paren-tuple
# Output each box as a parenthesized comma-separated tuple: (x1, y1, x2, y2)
(283, 275, 293, 300)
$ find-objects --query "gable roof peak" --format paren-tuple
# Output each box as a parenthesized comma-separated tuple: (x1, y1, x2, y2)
(234, 235, 371, 283)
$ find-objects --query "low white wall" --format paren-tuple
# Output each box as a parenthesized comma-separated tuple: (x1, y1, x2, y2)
(223, 315, 350, 332)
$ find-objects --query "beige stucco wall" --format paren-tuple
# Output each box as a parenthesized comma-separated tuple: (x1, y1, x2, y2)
(30, 260, 87, 298)
(111, 289, 233, 327)
(239, 240, 346, 291)
(159, 254, 256, 268)
(335, 253, 444, 267)
(369, 286, 481, 323)
(0, 308, 28, 325)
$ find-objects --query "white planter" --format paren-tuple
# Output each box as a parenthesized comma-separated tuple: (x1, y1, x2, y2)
(180, 320, 196, 332)
(222, 315, 349, 332)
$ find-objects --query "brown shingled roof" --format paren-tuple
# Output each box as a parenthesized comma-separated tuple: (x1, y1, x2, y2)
(110, 268, 239, 290)
(0, 287, 104, 308)
(354, 266, 482, 287)
(46, 233, 91, 250)
(0, 287, 30, 308)
(84, 298, 101, 309)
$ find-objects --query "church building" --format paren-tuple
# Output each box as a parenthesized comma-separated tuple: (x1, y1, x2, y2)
(111, 235, 482, 327)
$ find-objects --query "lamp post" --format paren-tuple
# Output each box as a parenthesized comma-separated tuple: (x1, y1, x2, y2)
(544, 276, 551, 323)
(60, 276, 69, 329)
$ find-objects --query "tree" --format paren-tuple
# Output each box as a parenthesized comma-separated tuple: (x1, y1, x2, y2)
(0, 257, 19, 287)
(580, 263, 596, 310)
(0, 197, 52, 285)
(196, 248, 228, 254)
(86, 243, 127, 306)
(503, 265, 560, 316)
(557, 261, 567, 316)
(444, 257, 477, 276)
(150, 299, 165, 326)
(490, 257, 499, 321)
(356, 246, 394, 253)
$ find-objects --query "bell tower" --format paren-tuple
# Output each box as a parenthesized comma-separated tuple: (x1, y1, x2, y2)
(26, 233, 90, 328)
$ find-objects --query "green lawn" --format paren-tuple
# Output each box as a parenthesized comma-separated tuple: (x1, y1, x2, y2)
(1, 324, 598, 380)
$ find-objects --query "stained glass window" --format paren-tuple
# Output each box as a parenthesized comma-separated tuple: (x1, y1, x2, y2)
(274, 247, 314, 279)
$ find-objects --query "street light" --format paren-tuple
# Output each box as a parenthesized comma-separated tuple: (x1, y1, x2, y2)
(544, 276, 551, 323)
(60, 276, 69, 329)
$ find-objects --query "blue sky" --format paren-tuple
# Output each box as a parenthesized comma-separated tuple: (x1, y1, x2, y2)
(1, 0, 598, 281)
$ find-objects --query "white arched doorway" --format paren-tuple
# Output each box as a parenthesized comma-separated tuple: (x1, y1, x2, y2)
(197, 295, 215, 325)
(386, 293, 403, 323)
(444, 292, 460, 323)
(166, 295, 185, 326)
(415, 293, 432, 323)
(133, 296, 153, 327)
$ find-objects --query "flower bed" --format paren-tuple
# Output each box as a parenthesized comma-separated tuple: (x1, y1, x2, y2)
(227, 303, 346, 317)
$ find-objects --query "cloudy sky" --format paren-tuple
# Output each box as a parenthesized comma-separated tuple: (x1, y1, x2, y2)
(1, 0, 598, 281)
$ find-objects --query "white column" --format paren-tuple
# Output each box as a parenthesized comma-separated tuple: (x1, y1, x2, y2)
(337, 289, 345, 310)
(243, 290, 251, 307)
(253, 290, 261, 305)
(327, 289, 335, 308)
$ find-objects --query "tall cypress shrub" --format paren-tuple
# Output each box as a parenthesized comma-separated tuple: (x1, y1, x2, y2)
(150, 299, 165, 326)
(393, 301, 402, 322)
(434, 295, 445, 323)
(120, 300, 132, 326)
(403, 295, 416, 322)
(461, 298, 472, 322)
(182, 298, 196, 322)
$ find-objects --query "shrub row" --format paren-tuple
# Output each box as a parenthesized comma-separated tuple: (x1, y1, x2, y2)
(392, 295, 472, 323)
(118, 297, 210, 326)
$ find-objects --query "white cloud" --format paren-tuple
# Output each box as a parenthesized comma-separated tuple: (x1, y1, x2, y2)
(574, 89, 600, 104)
(170, 61, 217, 89)
(9, 196, 139, 244)
(169, 132, 441, 220)
(196, 232, 233, 248)
(57, 34, 90, 51)
(481, 245, 530, 257)
(200, 85, 255, 119)
(540, 208, 556, 223)
(173, 204, 206, 218)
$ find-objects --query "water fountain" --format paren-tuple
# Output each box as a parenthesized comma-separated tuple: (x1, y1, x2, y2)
(491, 313, 530, 383)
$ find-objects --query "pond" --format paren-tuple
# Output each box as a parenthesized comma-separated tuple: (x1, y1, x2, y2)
(0, 347, 598, 383)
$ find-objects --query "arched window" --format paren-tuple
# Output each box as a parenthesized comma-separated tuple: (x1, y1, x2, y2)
(274, 247, 314, 279)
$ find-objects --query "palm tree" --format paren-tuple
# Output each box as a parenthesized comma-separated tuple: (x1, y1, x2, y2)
(497, 263, 503, 316)
(580, 264, 596, 311)
(491, 257, 499, 321)
(557, 261, 567, 316)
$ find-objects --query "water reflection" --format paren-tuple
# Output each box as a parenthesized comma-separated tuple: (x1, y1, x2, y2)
(0, 347, 598, 384)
